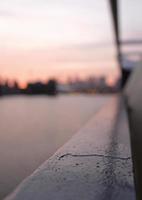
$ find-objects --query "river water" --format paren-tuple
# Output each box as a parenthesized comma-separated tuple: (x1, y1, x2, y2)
(0, 94, 111, 199)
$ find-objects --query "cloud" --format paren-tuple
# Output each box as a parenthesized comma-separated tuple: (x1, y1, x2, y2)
(0, 10, 16, 17)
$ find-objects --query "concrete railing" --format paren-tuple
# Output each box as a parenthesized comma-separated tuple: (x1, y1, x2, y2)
(5, 96, 136, 200)
(124, 65, 142, 200)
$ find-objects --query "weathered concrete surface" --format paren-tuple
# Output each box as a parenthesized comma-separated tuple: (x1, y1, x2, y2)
(124, 65, 142, 200)
(5, 96, 136, 200)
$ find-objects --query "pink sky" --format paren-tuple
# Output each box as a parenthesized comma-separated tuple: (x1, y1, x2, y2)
(0, 0, 141, 86)
(0, 45, 119, 86)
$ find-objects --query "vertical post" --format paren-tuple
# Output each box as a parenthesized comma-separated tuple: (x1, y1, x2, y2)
(109, 0, 124, 87)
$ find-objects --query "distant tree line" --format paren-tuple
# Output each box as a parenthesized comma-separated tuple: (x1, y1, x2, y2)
(0, 79, 58, 96)
(0, 75, 121, 96)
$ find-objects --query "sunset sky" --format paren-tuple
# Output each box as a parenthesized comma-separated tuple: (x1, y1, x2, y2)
(0, 0, 141, 86)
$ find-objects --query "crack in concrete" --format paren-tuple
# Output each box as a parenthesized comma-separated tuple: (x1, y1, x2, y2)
(58, 153, 131, 161)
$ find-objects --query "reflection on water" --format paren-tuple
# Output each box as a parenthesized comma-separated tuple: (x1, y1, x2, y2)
(0, 94, 111, 199)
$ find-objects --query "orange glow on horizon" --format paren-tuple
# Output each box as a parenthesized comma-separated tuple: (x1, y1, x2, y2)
(107, 77, 119, 87)
(19, 82, 27, 89)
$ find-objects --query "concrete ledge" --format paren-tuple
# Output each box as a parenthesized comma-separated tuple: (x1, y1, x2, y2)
(5, 96, 136, 200)
(124, 65, 142, 200)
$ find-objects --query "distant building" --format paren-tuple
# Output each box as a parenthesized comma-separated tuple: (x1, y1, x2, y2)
(26, 79, 58, 95)
(46, 79, 57, 95)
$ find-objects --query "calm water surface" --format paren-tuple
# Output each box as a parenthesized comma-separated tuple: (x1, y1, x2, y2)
(0, 94, 111, 199)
